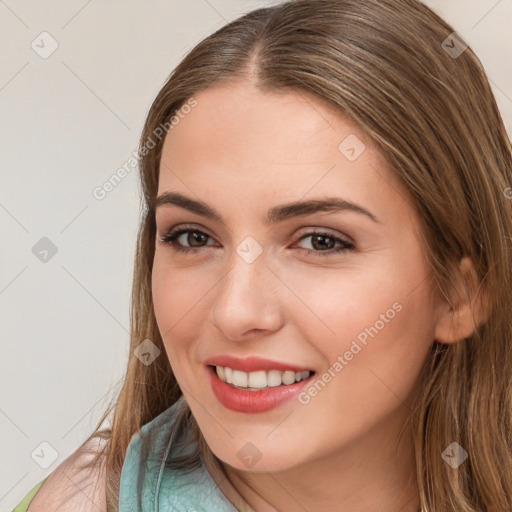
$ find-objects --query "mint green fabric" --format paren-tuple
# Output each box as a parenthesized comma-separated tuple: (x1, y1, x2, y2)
(12, 401, 239, 512)
(118, 399, 239, 511)
(11, 478, 48, 512)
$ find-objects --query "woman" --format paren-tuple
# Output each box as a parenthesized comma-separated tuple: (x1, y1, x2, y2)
(15, 0, 512, 510)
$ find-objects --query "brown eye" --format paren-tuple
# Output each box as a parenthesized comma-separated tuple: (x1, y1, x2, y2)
(159, 227, 216, 253)
(295, 231, 354, 257)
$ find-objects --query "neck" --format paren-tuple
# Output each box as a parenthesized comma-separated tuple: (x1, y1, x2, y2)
(202, 412, 421, 512)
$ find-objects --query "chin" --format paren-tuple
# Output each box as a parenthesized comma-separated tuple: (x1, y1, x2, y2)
(204, 435, 310, 474)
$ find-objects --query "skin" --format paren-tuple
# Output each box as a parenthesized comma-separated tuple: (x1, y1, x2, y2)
(151, 80, 481, 512)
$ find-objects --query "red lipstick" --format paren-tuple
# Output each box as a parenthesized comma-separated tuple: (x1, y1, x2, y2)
(204, 355, 312, 373)
(205, 357, 315, 413)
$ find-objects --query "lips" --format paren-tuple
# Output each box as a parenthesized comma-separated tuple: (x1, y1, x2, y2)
(203, 354, 313, 373)
(205, 362, 315, 413)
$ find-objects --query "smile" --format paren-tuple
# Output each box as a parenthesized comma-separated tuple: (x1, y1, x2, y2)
(207, 365, 316, 413)
(214, 365, 313, 390)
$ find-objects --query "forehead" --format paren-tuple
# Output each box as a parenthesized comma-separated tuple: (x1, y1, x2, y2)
(161, 82, 383, 168)
(157, 82, 413, 228)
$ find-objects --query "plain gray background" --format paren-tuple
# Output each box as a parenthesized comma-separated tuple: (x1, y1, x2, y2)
(1, 0, 511, 508)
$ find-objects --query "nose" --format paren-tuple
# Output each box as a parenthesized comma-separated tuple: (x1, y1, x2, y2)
(209, 248, 285, 341)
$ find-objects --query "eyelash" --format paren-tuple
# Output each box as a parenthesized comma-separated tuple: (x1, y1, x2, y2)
(158, 225, 355, 257)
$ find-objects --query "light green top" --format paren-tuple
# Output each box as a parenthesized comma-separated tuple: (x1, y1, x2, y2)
(11, 478, 48, 512)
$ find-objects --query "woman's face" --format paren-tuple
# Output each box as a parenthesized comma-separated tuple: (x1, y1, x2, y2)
(152, 81, 441, 472)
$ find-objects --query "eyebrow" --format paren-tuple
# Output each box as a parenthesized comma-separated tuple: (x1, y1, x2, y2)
(152, 191, 381, 224)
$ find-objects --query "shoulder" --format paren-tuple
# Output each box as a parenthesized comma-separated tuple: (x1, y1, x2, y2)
(28, 437, 107, 512)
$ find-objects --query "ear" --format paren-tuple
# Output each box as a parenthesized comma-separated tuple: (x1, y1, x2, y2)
(434, 256, 490, 344)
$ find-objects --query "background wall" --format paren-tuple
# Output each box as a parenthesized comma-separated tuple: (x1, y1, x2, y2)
(1, 0, 510, 508)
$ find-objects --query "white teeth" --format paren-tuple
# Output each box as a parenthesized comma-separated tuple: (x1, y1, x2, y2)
(214, 366, 313, 389)
(248, 370, 267, 388)
(267, 370, 282, 387)
(224, 366, 233, 384)
(282, 371, 296, 385)
(232, 370, 248, 387)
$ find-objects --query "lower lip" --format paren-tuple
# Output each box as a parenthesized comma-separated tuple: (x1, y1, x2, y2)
(207, 365, 314, 413)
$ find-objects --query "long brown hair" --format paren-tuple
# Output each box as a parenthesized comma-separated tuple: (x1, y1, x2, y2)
(76, 0, 512, 510)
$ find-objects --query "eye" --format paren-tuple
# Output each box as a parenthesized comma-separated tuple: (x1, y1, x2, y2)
(293, 230, 355, 257)
(158, 225, 355, 257)
(158, 225, 217, 253)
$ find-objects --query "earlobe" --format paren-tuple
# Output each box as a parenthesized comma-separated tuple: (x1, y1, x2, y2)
(434, 256, 489, 344)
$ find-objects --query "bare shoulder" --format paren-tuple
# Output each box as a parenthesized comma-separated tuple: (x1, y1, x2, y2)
(28, 437, 107, 512)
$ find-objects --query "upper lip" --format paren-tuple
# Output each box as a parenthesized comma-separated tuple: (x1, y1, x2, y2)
(204, 355, 313, 373)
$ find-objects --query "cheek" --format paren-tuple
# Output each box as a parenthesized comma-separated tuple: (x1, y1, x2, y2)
(288, 272, 434, 432)
(151, 254, 215, 357)
(284, 261, 435, 374)
(279, 264, 397, 340)
(152, 254, 201, 322)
